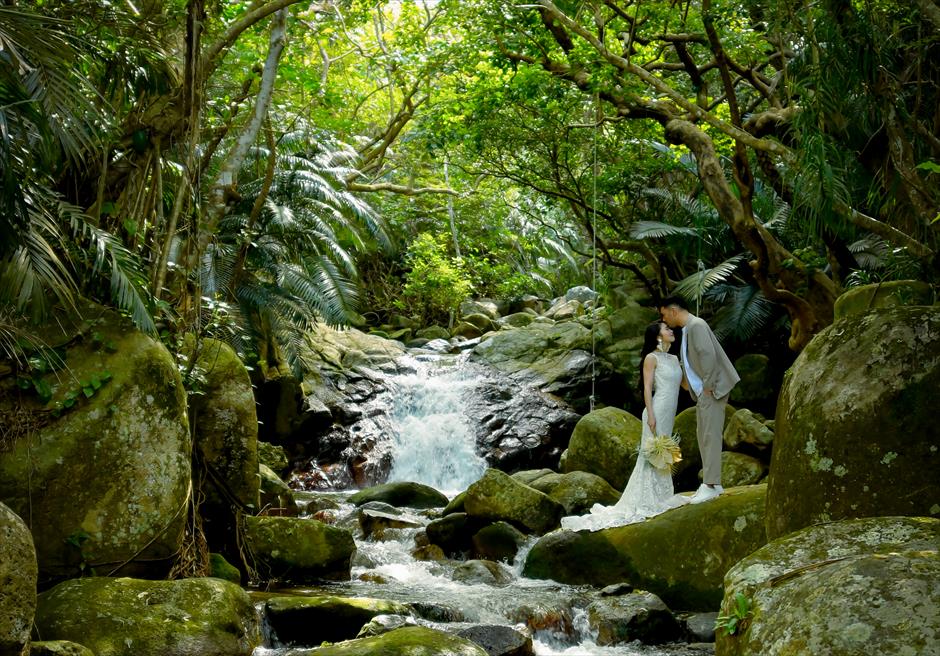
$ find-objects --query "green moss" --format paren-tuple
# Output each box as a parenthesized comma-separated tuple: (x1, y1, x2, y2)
(209, 553, 241, 584)
(244, 516, 355, 583)
(464, 469, 564, 535)
(297, 626, 487, 655)
(562, 407, 642, 490)
(348, 482, 448, 509)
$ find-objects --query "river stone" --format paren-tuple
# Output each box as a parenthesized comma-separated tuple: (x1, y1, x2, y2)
(455, 624, 535, 656)
(208, 552, 241, 583)
(416, 325, 451, 340)
(464, 469, 564, 535)
(722, 408, 773, 451)
(280, 625, 488, 656)
(34, 577, 260, 656)
(527, 471, 621, 515)
(462, 313, 497, 333)
(704, 452, 766, 487)
(244, 516, 355, 583)
(524, 485, 767, 611)
(561, 407, 642, 490)
(587, 591, 682, 645)
(767, 306, 940, 540)
(717, 516, 940, 656)
(453, 559, 514, 586)
(729, 354, 774, 406)
(833, 279, 935, 320)
(348, 481, 449, 509)
(426, 512, 483, 555)
(0, 301, 190, 580)
(453, 321, 484, 339)
(358, 507, 423, 540)
(0, 502, 35, 656)
(357, 614, 418, 638)
(182, 337, 259, 512)
(258, 441, 290, 476)
(29, 642, 95, 656)
(499, 312, 536, 328)
(462, 299, 502, 320)
(443, 490, 467, 515)
(682, 612, 718, 642)
(472, 521, 527, 563)
(265, 595, 412, 645)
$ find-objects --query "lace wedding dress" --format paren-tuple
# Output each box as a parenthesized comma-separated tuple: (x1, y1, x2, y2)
(561, 350, 688, 532)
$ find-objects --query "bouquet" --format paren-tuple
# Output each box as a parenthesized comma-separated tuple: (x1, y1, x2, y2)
(642, 433, 683, 472)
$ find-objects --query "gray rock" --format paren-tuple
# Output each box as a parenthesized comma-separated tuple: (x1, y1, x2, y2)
(587, 591, 682, 645)
(0, 502, 35, 656)
(565, 286, 599, 304)
(455, 624, 534, 656)
(452, 560, 514, 586)
(723, 408, 773, 450)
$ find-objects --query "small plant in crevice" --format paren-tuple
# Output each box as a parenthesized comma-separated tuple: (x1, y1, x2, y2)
(715, 591, 753, 636)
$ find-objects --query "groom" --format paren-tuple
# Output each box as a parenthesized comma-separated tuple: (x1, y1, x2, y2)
(659, 296, 740, 504)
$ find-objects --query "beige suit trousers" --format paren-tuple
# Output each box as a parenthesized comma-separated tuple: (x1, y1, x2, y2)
(696, 391, 727, 485)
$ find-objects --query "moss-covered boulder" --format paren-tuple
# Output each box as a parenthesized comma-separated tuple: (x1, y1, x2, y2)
(524, 485, 767, 610)
(348, 481, 448, 509)
(29, 641, 95, 656)
(258, 441, 290, 477)
(561, 407, 642, 490)
(528, 471, 621, 515)
(708, 452, 766, 487)
(717, 516, 940, 656)
(767, 306, 940, 540)
(464, 469, 564, 535)
(244, 516, 355, 583)
(264, 595, 411, 645)
(729, 354, 774, 406)
(33, 577, 260, 656)
(425, 512, 484, 555)
(1, 502, 35, 656)
(415, 325, 451, 340)
(280, 626, 488, 656)
(0, 302, 190, 580)
(208, 553, 241, 584)
(472, 521, 527, 563)
(722, 409, 773, 451)
(182, 337, 259, 512)
(259, 464, 298, 513)
(833, 280, 935, 320)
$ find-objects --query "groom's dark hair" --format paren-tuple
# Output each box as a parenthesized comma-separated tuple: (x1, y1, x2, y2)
(658, 294, 689, 310)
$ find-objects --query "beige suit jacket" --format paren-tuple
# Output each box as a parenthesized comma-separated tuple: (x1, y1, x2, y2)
(683, 315, 740, 400)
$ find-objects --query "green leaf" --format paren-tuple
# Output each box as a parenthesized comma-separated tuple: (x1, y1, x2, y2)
(915, 160, 940, 174)
(82, 386, 94, 398)
(90, 374, 101, 390)
(33, 378, 53, 403)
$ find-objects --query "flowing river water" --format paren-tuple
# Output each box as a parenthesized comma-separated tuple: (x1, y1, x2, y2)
(254, 354, 711, 655)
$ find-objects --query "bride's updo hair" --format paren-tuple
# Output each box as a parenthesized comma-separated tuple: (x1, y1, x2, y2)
(638, 321, 664, 394)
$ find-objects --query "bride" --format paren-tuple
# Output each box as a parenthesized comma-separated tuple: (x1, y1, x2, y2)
(561, 321, 689, 531)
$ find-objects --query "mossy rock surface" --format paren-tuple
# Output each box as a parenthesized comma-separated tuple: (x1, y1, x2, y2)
(29, 641, 95, 656)
(258, 441, 290, 477)
(265, 595, 411, 645)
(1, 502, 35, 656)
(528, 471, 621, 515)
(713, 452, 766, 487)
(182, 337, 259, 511)
(209, 553, 241, 584)
(524, 485, 767, 611)
(767, 306, 940, 540)
(33, 577, 260, 656)
(833, 280, 935, 320)
(561, 407, 642, 490)
(0, 301, 190, 580)
(245, 516, 355, 583)
(348, 481, 448, 509)
(260, 463, 297, 512)
(464, 469, 564, 535)
(717, 516, 940, 656)
(280, 625, 487, 656)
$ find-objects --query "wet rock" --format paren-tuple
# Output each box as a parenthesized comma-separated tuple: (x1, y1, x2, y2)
(767, 306, 940, 540)
(244, 516, 355, 583)
(265, 595, 411, 645)
(510, 469, 554, 486)
(358, 506, 423, 540)
(408, 602, 466, 623)
(279, 626, 487, 656)
(0, 301, 189, 581)
(412, 544, 446, 561)
(455, 624, 535, 656)
(472, 521, 527, 563)
(464, 469, 564, 535)
(508, 603, 573, 637)
(426, 512, 484, 555)
(443, 491, 467, 515)
(561, 407, 642, 490)
(356, 613, 418, 638)
(1, 502, 35, 656)
(524, 485, 768, 611)
(681, 612, 718, 642)
(717, 516, 940, 656)
(587, 591, 683, 645)
(452, 560, 514, 586)
(34, 577, 259, 656)
(348, 481, 449, 509)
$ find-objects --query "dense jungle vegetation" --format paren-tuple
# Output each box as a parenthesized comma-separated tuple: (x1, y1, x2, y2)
(1, 0, 938, 376)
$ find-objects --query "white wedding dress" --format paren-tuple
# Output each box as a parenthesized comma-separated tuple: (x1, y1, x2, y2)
(561, 350, 688, 532)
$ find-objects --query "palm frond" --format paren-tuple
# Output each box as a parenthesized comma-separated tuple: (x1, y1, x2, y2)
(629, 220, 699, 240)
(672, 255, 746, 308)
(710, 284, 779, 343)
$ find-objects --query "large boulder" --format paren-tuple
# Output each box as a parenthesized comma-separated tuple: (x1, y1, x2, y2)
(833, 279, 934, 320)
(0, 503, 36, 656)
(524, 485, 768, 610)
(279, 626, 488, 656)
(244, 516, 355, 583)
(587, 591, 682, 645)
(527, 471, 621, 515)
(264, 595, 411, 645)
(767, 306, 940, 540)
(33, 577, 260, 656)
(182, 337, 259, 512)
(348, 481, 448, 509)
(464, 469, 565, 535)
(0, 302, 190, 580)
(561, 407, 642, 490)
(716, 516, 940, 656)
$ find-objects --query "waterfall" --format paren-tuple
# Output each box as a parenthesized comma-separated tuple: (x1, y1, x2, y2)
(386, 355, 487, 492)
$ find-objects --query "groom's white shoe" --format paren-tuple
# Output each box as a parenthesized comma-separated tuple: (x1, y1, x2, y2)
(689, 484, 722, 504)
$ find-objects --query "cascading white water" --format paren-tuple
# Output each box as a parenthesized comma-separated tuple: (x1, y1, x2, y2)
(385, 355, 487, 492)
